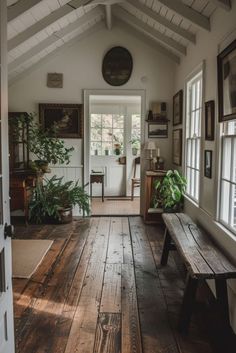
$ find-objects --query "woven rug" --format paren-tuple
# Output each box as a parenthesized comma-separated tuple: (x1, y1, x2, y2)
(12, 239, 53, 279)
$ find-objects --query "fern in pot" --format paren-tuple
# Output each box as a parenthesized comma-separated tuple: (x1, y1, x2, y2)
(29, 176, 90, 224)
(153, 170, 187, 212)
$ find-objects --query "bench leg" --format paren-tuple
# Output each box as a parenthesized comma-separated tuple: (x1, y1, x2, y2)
(160, 228, 172, 266)
(215, 279, 230, 330)
(179, 273, 198, 334)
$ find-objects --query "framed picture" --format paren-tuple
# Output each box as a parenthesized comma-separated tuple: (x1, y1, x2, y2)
(39, 103, 83, 138)
(148, 122, 168, 138)
(204, 150, 212, 178)
(173, 90, 183, 126)
(217, 39, 236, 122)
(205, 100, 215, 140)
(172, 129, 182, 166)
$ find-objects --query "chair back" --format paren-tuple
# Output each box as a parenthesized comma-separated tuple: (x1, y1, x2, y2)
(133, 157, 140, 178)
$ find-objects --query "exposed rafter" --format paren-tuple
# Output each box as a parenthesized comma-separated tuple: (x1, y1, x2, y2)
(9, 21, 105, 84)
(7, 0, 43, 22)
(9, 7, 103, 73)
(115, 18, 180, 64)
(114, 5, 186, 55)
(105, 4, 112, 29)
(156, 0, 211, 31)
(8, 0, 91, 51)
(209, 0, 231, 11)
(127, 0, 196, 44)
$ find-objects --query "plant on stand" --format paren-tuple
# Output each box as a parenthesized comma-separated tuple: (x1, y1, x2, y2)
(130, 136, 140, 156)
(153, 170, 187, 212)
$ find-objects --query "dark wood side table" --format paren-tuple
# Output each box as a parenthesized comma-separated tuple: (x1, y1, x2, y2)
(90, 173, 104, 202)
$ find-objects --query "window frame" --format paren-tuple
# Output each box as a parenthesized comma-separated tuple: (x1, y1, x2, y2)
(184, 69, 203, 204)
(219, 122, 236, 235)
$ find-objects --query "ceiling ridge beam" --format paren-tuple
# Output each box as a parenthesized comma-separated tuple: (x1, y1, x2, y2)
(9, 20, 106, 85)
(114, 18, 180, 64)
(105, 4, 112, 30)
(127, 0, 196, 44)
(114, 5, 186, 55)
(156, 0, 211, 31)
(208, 0, 231, 11)
(8, 0, 43, 22)
(8, 7, 103, 72)
(8, 0, 91, 51)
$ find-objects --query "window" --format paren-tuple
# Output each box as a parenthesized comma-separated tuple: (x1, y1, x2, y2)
(185, 71, 203, 202)
(90, 114, 124, 155)
(220, 121, 236, 233)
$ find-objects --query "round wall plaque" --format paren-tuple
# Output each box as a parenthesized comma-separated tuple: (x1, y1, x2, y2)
(102, 46, 133, 86)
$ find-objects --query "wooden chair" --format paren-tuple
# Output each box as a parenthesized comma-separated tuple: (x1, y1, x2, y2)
(131, 157, 140, 201)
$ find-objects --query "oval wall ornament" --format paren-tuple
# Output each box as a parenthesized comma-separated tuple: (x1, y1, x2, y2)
(102, 46, 133, 86)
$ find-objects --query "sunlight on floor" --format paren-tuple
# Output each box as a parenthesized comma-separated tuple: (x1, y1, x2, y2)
(91, 197, 140, 215)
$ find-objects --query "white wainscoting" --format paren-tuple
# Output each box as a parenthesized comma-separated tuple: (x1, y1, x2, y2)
(50, 165, 83, 216)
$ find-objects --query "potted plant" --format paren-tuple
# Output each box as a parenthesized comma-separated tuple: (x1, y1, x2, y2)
(153, 170, 187, 212)
(130, 137, 140, 156)
(29, 175, 90, 224)
(9, 113, 74, 172)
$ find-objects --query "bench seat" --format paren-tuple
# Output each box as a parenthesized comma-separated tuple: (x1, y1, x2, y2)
(161, 213, 236, 333)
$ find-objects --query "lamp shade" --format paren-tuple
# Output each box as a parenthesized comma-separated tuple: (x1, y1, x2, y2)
(146, 141, 156, 150)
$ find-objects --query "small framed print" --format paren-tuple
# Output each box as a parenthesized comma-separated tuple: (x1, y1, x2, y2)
(148, 122, 168, 138)
(204, 150, 212, 178)
(173, 90, 183, 126)
(172, 129, 182, 166)
(205, 100, 215, 140)
(47, 73, 63, 88)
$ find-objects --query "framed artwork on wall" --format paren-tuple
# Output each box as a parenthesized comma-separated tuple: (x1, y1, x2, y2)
(148, 122, 168, 138)
(39, 103, 83, 138)
(204, 150, 212, 178)
(173, 90, 183, 126)
(217, 39, 236, 122)
(172, 129, 182, 166)
(205, 100, 215, 140)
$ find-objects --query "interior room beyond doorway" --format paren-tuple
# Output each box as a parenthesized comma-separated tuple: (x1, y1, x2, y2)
(89, 95, 141, 215)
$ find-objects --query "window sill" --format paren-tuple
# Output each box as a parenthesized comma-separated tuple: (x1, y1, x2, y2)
(184, 194, 199, 208)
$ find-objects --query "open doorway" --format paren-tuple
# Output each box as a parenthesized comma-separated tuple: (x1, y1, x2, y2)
(84, 90, 145, 216)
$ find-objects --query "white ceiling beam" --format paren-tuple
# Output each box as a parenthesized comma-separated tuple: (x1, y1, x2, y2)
(7, 0, 43, 22)
(156, 0, 211, 31)
(127, 0, 196, 44)
(208, 0, 231, 11)
(8, 7, 103, 72)
(9, 20, 105, 85)
(115, 18, 180, 64)
(105, 4, 112, 29)
(114, 5, 186, 55)
(8, 0, 91, 51)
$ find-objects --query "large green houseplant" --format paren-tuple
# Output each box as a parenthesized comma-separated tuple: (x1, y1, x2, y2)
(29, 176, 90, 224)
(153, 170, 187, 212)
(10, 113, 74, 172)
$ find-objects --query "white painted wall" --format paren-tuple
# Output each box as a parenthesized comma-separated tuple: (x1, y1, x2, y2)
(9, 24, 176, 213)
(174, 2, 236, 332)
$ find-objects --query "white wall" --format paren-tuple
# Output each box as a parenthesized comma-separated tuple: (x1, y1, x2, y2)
(9, 24, 176, 213)
(174, 2, 236, 331)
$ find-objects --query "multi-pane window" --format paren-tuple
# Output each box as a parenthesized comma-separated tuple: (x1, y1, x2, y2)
(90, 114, 124, 155)
(220, 121, 236, 233)
(185, 71, 203, 202)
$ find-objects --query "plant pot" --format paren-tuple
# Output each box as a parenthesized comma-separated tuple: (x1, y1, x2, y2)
(114, 148, 121, 155)
(58, 207, 73, 224)
(132, 147, 138, 156)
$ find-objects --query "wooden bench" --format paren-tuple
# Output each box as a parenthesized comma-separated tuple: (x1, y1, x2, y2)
(161, 213, 236, 333)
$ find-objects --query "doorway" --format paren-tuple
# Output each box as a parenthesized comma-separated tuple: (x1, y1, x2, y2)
(84, 90, 145, 216)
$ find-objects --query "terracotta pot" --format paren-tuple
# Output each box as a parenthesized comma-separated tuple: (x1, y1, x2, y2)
(58, 207, 73, 224)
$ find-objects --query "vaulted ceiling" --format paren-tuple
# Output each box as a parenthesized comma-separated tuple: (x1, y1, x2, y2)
(7, 0, 233, 83)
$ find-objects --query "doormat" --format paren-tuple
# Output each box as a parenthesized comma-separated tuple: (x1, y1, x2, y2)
(106, 198, 132, 201)
(12, 239, 53, 279)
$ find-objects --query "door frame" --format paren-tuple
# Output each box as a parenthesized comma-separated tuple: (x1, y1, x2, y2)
(83, 89, 146, 215)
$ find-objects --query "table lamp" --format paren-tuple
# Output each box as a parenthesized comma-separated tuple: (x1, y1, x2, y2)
(146, 141, 156, 170)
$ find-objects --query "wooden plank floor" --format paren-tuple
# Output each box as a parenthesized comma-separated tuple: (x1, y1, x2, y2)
(13, 217, 236, 353)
